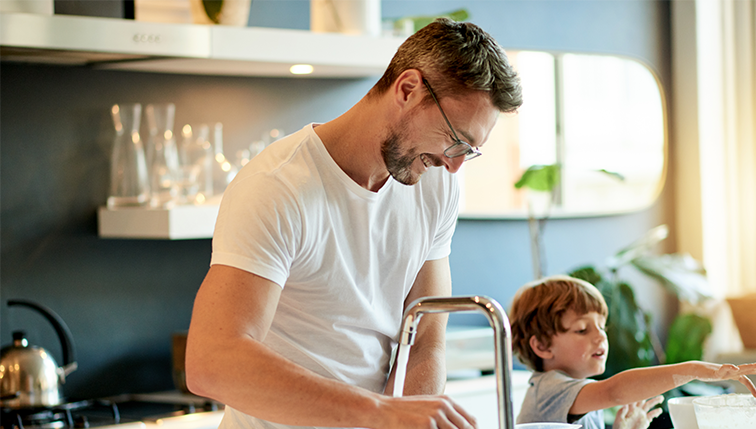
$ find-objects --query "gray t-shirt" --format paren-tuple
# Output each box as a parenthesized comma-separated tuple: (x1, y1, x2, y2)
(517, 370, 604, 429)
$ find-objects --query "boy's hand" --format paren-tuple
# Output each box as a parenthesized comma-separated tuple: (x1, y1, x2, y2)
(612, 395, 664, 429)
(713, 363, 756, 396)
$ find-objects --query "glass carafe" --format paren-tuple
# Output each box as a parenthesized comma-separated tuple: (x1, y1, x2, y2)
(178, 124, 213, 204)
(210, 122, 238, 196)
(108, 103, 149, 208)
(145, 103, 179, 208)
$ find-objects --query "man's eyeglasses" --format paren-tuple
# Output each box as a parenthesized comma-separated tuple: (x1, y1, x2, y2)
(423, 79, 482, 161)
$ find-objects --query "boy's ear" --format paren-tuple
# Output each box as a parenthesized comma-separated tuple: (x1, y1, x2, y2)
(529, 335, 554, 360)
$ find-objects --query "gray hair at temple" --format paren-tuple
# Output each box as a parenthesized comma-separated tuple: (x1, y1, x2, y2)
(370, 17, 523, 114)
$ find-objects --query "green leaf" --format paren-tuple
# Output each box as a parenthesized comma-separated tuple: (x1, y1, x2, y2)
(514, 164, 561, 191)
(631, 253, 714, 305)
(665, 313, 712, 364)
(202, 0, 223, 24)
(399, 9, 471, 33)
(601, 282, 655, 375)
(606, 225, 669, 271)
(569, 266, 603, 286)
(597, 169, 625, 181)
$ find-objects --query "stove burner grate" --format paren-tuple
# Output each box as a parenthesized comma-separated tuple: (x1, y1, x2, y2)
(1, 400, 120, 429)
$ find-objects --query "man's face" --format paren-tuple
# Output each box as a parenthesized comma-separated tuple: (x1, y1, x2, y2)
(381, 115, 423, 186)
(381, 89, 498, 186)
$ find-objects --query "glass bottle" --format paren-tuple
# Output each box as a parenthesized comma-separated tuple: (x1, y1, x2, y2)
(108, 103, 149, 208)
(210, 122, 238, 196)
(145, 103, 179, 208)
(178, 124, 213, 204)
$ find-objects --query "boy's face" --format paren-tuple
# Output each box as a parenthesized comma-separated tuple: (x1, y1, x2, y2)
(537, 310, 608, 379)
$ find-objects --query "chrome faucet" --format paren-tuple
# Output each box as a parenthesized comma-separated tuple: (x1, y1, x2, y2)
(399, 295, 515, 429)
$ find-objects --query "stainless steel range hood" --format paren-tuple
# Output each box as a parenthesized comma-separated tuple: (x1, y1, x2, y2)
(0, 12, 404, 77)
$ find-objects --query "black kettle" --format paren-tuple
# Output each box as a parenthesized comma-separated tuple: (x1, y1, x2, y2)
(0, 299, 78, 408)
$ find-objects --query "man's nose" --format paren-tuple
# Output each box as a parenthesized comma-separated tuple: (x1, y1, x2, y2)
(444, 155, 466, 174)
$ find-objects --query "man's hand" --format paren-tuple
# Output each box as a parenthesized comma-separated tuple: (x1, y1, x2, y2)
(612, 395, 664, 429)
(376, 395, 478, 429)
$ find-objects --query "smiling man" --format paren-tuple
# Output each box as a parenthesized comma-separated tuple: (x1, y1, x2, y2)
(185, 18, 522, 429)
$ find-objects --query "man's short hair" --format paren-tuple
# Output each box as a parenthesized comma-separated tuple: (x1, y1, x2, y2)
(509, 275, 608, 372)
(370, 18, 522, 114)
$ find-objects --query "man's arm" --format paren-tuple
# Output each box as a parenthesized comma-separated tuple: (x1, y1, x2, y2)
(385, 257, 452, 397)
(571, 361, 756, 415)
(185, 264, 477, 429)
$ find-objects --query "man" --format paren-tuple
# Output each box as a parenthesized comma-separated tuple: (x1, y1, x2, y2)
(185, 18, 522, 429)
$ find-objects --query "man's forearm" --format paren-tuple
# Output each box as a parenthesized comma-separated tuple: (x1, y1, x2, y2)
(386, 312, 449, 397)
(187, 333, 384, 427)
(400, 340, 447, 396)
(187, 334, 475, 429)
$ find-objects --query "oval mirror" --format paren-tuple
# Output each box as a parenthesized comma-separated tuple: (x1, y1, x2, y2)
(457, 51, 667, 218)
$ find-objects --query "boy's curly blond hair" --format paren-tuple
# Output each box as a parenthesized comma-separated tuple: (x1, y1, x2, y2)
(509, 275, 608, 372)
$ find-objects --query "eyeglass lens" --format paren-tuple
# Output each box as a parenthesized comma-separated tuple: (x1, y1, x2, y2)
(423, 79, 481, 161)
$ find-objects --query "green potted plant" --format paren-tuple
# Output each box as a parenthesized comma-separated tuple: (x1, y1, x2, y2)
(569, 225, 715, 375)
(513, 163, 561, 279)
(514, 166, 725, 427)
(568, 226, 727, 428)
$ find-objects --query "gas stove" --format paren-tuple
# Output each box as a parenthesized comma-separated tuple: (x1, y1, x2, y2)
(0, 393, 224, 429)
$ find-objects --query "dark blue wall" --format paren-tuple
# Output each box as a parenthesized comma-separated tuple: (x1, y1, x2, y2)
(0, 0, 674, 400)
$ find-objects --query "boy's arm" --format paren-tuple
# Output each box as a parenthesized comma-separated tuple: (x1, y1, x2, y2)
(570, 362, 756, 415)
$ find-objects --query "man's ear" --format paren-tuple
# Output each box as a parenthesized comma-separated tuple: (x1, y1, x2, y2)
(392, 69, 423, 109)
(529, 335, 553, 360)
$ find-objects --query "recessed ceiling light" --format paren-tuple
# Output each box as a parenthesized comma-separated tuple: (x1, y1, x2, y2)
(290, 64, 314, 75)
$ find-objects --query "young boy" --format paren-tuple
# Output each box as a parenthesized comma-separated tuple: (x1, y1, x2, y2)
(510, 275, 756, 429)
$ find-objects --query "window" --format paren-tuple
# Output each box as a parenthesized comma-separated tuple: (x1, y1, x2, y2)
(458, 51, 667, 218)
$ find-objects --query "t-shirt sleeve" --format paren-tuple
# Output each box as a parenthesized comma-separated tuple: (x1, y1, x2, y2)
(533, 371, 595, 423)
(210, 172, 301, 288)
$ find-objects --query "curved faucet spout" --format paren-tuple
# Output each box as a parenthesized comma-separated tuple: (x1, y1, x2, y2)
(399, 295, 515, 429)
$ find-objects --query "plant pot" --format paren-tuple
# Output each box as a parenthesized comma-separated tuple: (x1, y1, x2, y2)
(726, 294, 756, 349)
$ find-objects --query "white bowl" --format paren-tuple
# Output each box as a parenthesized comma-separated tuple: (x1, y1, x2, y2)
(668, 396, 699, 429)
(515, 424, 581, 429)
(693, 394, 756, 429)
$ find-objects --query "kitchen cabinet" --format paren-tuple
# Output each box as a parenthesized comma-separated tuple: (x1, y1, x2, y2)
(1, 12, 405, 239)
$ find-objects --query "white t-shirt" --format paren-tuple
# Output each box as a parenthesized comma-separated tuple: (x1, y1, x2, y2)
(211, 124, 459, 429)
(517, 370, 604, 429)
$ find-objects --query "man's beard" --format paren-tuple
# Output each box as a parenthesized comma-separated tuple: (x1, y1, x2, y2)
(381, 121, 422, 186)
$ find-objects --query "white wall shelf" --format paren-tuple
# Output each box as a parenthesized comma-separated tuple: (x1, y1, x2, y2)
(0, 12, 405, 77)
(98, 204, 220, 240)
(2, 12, 404, 239)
